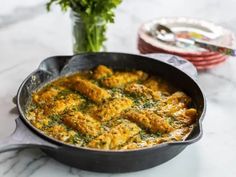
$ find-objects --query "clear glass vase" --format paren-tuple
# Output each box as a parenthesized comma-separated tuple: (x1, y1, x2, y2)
(70, 11, 106, 54)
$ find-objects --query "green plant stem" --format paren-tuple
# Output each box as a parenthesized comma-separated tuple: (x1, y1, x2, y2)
(47, 0, 122, 53)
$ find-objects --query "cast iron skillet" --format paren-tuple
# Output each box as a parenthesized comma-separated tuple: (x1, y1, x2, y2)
(0, 53, 206, 172)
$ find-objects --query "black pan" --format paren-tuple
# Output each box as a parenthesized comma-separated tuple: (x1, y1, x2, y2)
(0, 53, 206, 172)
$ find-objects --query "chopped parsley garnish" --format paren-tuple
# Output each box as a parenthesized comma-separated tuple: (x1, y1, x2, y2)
(48, 114, 62, 121)
(55, 90, 72, 99)
(143, 101, 155, 108)
(140, 130, 149, 140)
(155, 132, 162, 137)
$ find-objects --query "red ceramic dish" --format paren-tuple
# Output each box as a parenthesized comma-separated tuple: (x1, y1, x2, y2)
(138, 17, 234, 57)
(196, 60, 226, 70)
(185, 55, 227, 64)
(190, 57, 227, 66)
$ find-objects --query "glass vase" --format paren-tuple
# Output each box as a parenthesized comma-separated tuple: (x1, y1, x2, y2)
(70, 11, 106, 54)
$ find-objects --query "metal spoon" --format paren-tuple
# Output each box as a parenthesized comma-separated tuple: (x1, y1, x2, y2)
(152, 24, 236, 56)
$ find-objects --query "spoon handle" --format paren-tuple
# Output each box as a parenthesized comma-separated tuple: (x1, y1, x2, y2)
(193, 39, 236, 56)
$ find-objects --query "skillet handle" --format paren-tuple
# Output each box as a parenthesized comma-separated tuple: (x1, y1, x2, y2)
(143, 53, 198, 80)
(0, 118, 57, 153)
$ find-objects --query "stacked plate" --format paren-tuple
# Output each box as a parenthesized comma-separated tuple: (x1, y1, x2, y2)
(138, 17, 235, 70)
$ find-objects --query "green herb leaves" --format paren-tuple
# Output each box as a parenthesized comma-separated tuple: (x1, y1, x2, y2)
(47, 0, 122, 52)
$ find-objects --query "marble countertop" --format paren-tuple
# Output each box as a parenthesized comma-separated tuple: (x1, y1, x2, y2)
(0, 0, 236, 176)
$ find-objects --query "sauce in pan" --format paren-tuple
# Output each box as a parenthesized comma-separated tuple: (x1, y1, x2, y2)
(26, 65, 197, 150)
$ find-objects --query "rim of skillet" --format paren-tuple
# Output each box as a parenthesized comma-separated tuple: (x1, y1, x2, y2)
(16, 52, 206, 153)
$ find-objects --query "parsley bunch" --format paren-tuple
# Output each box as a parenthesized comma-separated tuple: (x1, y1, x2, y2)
(47, 0, 122, 53)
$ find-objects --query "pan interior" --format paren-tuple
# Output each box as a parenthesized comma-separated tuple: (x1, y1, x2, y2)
(17, 53, 205, 149)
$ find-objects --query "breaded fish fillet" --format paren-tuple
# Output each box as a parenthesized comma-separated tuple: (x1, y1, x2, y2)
(87, 121, 141, 149)
(93, 65, 113, 80)
(91, 97, 133, 121)
(125, 83, 161, 101)
(63, 111, 103, 137)
(72, 78, 110, 103)
(102, 71, 148, 88)
(124, 110, 173, 133)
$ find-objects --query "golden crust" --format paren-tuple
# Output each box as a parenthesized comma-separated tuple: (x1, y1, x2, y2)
(102, 71, 148, 88)
(143, 77, 159, 92)
(121, 127, 191, 150)
(32, 86, 63, 104)
(72, 78, 110, 103)
(124, 110, 173, 133)
(144, 76, 176, 94)
(43, 93, 82, 115)
(174, 108, 197, 125)
(158, 91, 192, 117)
(46, 125, 75, 142)
(87, 121, 141, 150)
(90, 97, 133, 121)
(125, 83, 161, 101)
(166, 91, 191, 105)
(93, 65, 113, 80)
(63, 112, 103, 137)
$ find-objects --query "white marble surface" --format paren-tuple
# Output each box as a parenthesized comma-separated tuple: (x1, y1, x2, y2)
(0, 0, 236, 176)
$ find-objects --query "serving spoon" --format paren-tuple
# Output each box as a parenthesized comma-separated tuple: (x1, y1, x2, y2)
(151, 24, 236, 56)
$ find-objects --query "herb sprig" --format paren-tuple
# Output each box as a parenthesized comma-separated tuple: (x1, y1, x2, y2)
(47, 0, 122, 52)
